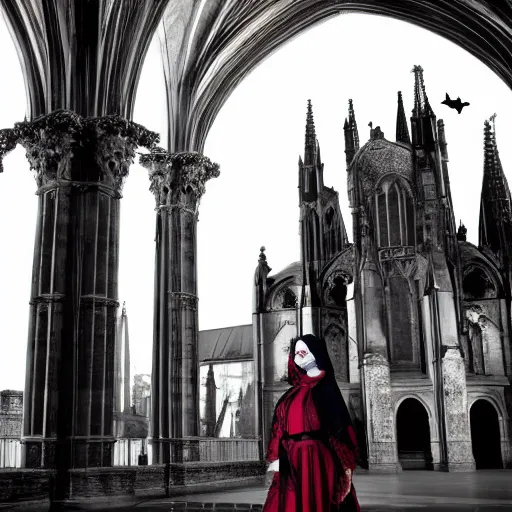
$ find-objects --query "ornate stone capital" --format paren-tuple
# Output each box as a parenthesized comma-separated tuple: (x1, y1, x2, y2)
(140, 148, 220, 209)
(168, 291, 199, 311)
(0, 111, 159, 194)
(81, 295, 120, 308)
(29, 293, 66, 306)
(0, 128, 19, 173)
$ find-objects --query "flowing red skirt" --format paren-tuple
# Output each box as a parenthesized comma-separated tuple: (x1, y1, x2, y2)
(263, 439, 336, 512)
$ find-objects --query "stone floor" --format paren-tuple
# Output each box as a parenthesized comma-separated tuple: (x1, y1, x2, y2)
(3, 470, 512, 511)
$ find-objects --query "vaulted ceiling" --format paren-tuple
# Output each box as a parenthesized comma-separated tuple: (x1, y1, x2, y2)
(2, 1, 511, 152)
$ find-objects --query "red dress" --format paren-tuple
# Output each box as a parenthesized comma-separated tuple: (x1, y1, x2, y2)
(263, 369, 360, 512)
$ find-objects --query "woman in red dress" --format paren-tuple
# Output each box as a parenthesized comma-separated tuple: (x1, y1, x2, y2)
(263, 334, 360, 512)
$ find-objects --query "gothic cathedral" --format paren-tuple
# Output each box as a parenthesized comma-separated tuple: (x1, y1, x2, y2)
(252, 65, 512, 472)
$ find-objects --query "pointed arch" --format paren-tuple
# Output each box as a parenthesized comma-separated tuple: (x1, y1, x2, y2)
(469, 398, 503, 469)
(374, 175, 415, 248)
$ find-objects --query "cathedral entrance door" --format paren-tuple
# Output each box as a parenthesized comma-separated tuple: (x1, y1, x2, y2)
(470, 399, 503, 469)
(396, 398, 433, 470)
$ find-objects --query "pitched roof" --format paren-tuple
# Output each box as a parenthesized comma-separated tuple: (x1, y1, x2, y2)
(198, 324, 253, 363)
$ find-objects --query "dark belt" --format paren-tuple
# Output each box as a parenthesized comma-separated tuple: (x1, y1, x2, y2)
(284, 430, 323, 441)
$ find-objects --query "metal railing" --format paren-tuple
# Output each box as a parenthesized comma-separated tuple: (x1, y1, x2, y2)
(0, 438, 21, 468)
(198, 437, 260, 462)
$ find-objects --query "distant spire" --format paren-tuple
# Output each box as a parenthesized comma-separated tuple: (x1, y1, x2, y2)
(479, 114, 512, 251)
(204, 364, 217, 437)
(348, 99, 359, 149)
(114, 301, 131, 414)
(456, 221, 467, 242)
(344, 99, 360, 167)
(304, 99, 317, 166)
(396, 91, 411, 144)
(122, 302, 131, 414)
(411, 65, 433, 117)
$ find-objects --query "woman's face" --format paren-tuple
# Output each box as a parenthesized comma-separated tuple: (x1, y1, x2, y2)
(293, 339, 316, 370)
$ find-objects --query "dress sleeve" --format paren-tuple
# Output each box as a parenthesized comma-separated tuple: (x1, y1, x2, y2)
(329, 435, 357, 505)
(328, 435, 357, 471)
(266, 402, 284, 463)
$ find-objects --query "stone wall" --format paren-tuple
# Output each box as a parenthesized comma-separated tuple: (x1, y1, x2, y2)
(0, 469, 52, 502)
(0, 414, 22, 437)
(0, 390, 23, 438)
(0, 461, 266, 503)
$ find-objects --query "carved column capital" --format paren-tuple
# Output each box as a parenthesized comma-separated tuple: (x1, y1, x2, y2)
(0, 110, 159, 195)
(140, 148, 220, 210)
(0, 128, 20, 173)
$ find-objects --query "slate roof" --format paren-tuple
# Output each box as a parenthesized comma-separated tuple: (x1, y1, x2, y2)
(198, 324, 253, 363)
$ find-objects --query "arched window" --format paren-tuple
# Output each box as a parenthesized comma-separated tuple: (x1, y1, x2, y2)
(323, 207, 338, 260)
(281, 288, 298, 309)
(306, 209, 321, 261)
(374, 178, 414, 248)
(463, 267, 497, 299)
(389, 276, 414, 362)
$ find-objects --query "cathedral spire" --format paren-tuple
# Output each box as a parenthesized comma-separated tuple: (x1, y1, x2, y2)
(344, 99, 360, 167)
(479, 114, 512, 252)
(410, 65, 437, 152)
(304, 99, 317, 166)
(299, 100, 322, 202)
(204, 364, 217, 437)
(411, 65, 433, 118)
(395, 91, 411, 144)
(114, 301, 131, 414)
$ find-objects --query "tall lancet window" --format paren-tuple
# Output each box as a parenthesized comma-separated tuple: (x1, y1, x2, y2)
(374, 178, 415, 248)
(323, 207, 339, 259)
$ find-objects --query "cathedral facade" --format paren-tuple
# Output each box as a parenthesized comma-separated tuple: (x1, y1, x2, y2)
(252, 66, 512, 472)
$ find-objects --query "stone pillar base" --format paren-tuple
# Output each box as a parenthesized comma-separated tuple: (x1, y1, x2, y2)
(445, 461, 476, 472)
(367, 462, 402, 473)
(23, 437, 115, 469)
(70, 438, 116, 468)
(22, 439, 57, 469)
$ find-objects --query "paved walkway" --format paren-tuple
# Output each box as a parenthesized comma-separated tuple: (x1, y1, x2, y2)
(4, 470, 512, 511)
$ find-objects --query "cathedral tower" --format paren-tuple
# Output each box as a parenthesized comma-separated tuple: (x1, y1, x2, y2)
(298, 100, 348, 311)
(345, 66, 475, 472)
(479, 115, 512, 287)
(344, 99, 360, 166)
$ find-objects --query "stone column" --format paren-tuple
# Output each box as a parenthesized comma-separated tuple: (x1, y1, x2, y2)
(140, 149, 219, 464)
(441, 346, 474, 471)
(361, 352, 401, 472)
(357, 258, 401, 472)
(1, 111, 157, 470)
(435, 289, 475, 471)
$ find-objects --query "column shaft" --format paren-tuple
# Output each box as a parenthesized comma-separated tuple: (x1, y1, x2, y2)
(12, 111, 157, 471)
(142, 149, 219, 464)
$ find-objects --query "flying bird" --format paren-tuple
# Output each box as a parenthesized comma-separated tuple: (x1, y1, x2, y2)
(441, 93, 470, 114)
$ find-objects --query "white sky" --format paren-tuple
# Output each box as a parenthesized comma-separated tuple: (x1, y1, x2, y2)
(0, 13, 511, 391)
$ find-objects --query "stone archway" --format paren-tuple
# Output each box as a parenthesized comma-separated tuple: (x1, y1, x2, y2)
(396, 398, 433, 470)
(470, 399, 503, 469)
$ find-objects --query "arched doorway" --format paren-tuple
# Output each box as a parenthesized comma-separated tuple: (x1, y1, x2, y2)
(470, 399, 503, 469)
(396, 398, 433, 470)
